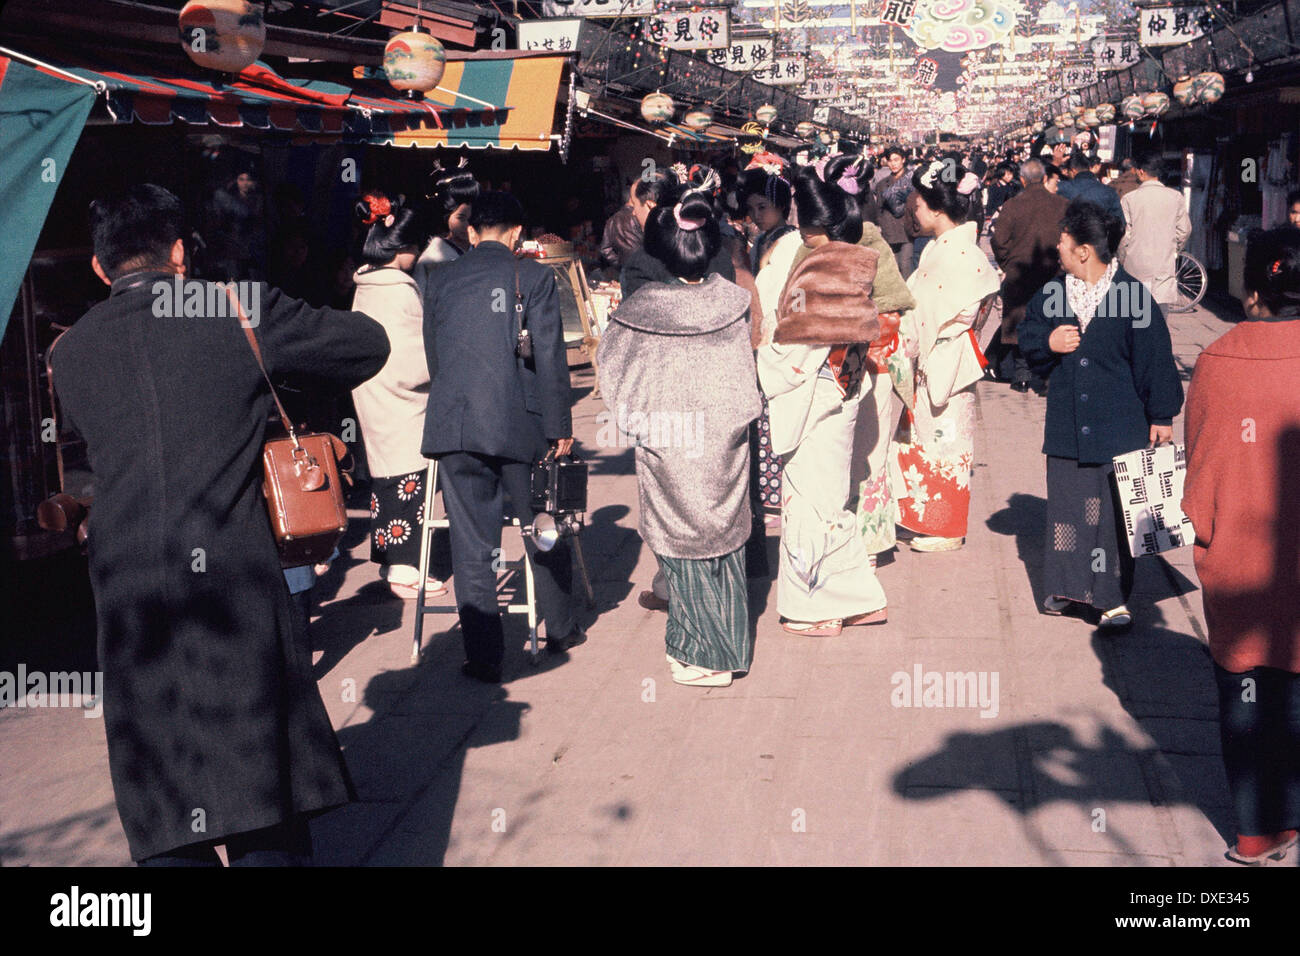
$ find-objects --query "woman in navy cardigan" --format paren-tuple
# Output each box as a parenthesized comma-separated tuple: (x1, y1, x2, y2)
(1019, 199, 1184, 628)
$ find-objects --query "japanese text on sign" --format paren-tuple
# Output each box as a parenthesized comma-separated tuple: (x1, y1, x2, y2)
(915, 57, 938, 86)
(645, 9, 731, 50)
(1061, 62, 1098, 89)
(1094, 38, 1142, 72)
(754, 57, 807, 85)
(517, 19, 582, 52)
(879, 0, 917, 28)
(803, 78, 843, 99)
(1138, 6, 1213, 46)
(706, 39, 773, 71)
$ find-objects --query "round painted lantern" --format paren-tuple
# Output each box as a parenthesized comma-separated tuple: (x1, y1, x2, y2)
(1082, 107, 1100, 128)
(1095, 103, 1116, 124)
(1142, 91, 1170, 117)
(1032, 120, 1045, 134)
(1172, 76, 1196, 106)
(641, 91, 675, 124)
(1120, 95, 1145, 121)
(818, 129, 835, 145)
(384, 30, 447, 93)
(1194, 71, 1225, 104)
(756, 103, 778, 125)
(795, 120, 817, 139)
(179, 0, 266, 74)
(1056, 112, 1075, 128)
(683, 108, 713, 131)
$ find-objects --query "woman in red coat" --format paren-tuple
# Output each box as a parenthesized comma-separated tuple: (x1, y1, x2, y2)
(1184, 227, 1300, 865)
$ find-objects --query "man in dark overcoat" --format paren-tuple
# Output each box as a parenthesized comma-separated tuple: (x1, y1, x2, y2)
(421, 192, 582, 683)
(50, 185, 390, 864)
(991, 158, 1069, 391)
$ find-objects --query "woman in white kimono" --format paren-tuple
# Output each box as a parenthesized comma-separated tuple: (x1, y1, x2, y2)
(893, 159, 1000, 552)
(758, 156, 888, 636)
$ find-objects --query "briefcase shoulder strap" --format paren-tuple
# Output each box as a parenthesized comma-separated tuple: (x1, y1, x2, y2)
(224, 285, 298, 445)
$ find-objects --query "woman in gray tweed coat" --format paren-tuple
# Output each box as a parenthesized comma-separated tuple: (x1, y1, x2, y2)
(597, 190, 761, 687)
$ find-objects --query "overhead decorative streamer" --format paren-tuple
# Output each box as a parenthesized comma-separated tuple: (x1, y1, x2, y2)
(905, 0, 1023, 53)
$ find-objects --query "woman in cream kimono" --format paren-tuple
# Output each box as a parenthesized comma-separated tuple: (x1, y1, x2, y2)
(758, 156, 888, 636)
(893, 159, 1000, 552)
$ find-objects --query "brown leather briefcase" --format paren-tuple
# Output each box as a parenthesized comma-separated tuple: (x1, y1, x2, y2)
(231, 288, 350, 568)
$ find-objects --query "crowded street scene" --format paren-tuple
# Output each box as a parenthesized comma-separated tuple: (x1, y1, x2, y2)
(0, 0, 1297, 914)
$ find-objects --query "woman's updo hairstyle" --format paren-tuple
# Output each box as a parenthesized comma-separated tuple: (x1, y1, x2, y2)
(1060, 197, 1125, 264)
(426, 160, 479, 233)
(793, 154, 871, 244)
(1244, 226, 1300, 314)
(643, 188, 721, 281)
(912, 155, 982, 225)
(356, 191, 423, 266)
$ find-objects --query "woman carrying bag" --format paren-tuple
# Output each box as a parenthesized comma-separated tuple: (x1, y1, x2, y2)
(1019, 199, 1183, 628)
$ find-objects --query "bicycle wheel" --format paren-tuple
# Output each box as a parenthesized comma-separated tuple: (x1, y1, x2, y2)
(1169, 252, 1207, 312)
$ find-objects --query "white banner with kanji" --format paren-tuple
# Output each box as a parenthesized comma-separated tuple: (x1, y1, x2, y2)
(706, 38, 774, 72)
(645, 9, 731, 50)
(803, 78, 843, 100)
(755, 57, 807, 86)
(517, 18, 582, 53)
(1138, 6, 1213, 46)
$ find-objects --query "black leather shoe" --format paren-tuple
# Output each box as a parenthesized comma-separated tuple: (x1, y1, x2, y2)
(1010, 381, 1031, 393)
(546, 627, 587, 655)
(461, 661, 502, 683)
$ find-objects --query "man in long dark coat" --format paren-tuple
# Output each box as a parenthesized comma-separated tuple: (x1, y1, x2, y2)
(50, 185, 390, 864)
(991, 158, 1069, 391)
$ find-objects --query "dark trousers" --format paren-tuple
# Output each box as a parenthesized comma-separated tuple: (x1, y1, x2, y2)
(1215, 664, 1300, 837)
(139, 816, 312, 867)
(437, 451, 574, 669)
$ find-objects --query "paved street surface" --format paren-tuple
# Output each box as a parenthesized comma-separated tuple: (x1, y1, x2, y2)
(2, 290, 1281, 867)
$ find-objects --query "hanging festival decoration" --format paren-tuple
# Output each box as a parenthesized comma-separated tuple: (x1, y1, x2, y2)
(683, 107, 714, 130)
(795, 120, 817, 139)
(756, 103, 779, 125)
(1173, 75, 1196, 106)
(1120, 95, 1145, 121)
(1082, 107, 1099, 127)
(906, 0, 1024, 54)
(1095, 103, 1115, 124)
(1141, 91, 1170, 116)
(641, 91, 675, 123)
(178, 0, 266, 74)
(1193, 71, 1225, 104)
(383, 29, 447, 94)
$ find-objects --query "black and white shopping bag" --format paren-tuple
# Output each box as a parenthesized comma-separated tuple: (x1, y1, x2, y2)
(1112, 443, 1195, 557)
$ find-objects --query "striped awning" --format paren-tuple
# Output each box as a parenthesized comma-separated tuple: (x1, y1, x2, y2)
(2, 48, 565, 149)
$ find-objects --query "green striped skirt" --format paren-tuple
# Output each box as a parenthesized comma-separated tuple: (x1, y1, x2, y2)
(658, 547, 751, 674)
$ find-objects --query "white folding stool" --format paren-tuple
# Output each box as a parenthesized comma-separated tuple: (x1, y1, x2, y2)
(409, 459, 541, 665)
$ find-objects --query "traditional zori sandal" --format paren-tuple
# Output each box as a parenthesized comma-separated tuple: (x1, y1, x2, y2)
(781, 619, 843, 637)
(389, 579, 448, 600)
(671, 663, 733, 687)
(844, 608, 888, 626)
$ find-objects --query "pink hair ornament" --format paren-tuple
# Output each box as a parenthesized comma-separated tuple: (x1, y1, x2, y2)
(673, 201, 705, 232)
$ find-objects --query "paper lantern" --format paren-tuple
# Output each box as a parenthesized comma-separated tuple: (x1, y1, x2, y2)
(1141, 91, 1170, 116)
(1082, 108, 1100, 128)
(1194, 71, 1225, 104)
(756, 103, 778, 125)
(1095, 103, 1115, 124)
(795, 121, 817, 139)
(641, 92, 675, 124)
(818, 129, 834, 145)
(1173, 76, 1196, 106)
(683, 108, 713, 131)
(1120, 95, 1145, 121)
(384, 29, 446, 93)
(1031, 120, 1045, 133)
(1056, 113, 1075, 128)
(179, 0, 265, 74)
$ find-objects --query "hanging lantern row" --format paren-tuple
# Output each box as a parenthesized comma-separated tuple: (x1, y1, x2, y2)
(1172, 71, 1226, 105)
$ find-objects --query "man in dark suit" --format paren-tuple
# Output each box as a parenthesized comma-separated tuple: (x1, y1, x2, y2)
(422, 192, 582, 683)
(992, 158, 1070, 391)
(51, 185, 390, 865)
(1058, 150, 1125, 221)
